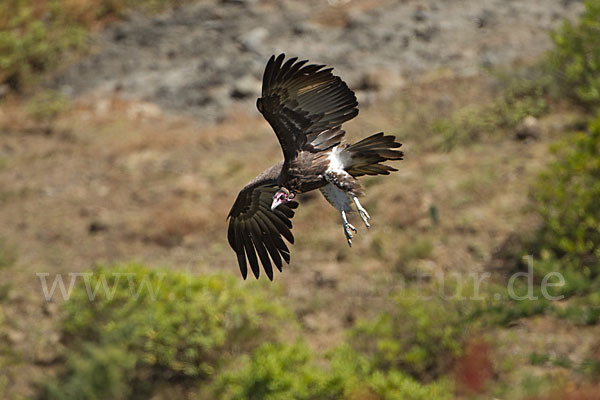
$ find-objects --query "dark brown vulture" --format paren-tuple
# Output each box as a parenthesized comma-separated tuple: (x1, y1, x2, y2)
(227, 54, 403, 280)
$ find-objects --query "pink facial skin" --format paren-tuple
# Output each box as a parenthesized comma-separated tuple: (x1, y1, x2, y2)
(270, 191, 289, 210)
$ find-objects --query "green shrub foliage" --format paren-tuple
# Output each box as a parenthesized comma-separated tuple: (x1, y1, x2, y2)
(0, 0, 186, 91)
(43, 264, 459, 399)
(43, 264, 293, 399)
(349, 287, 467, 380)
(213, 342, 453, 400)
(213, 342, 332, 400)
(364, 369, 453, 400)
(548, 0, 600, 108)
(534, 116, 600, 279)
(0, 0, 86, 90)
(430, 75, 548, 150)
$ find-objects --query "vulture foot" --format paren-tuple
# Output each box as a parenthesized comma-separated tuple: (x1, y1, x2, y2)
(352, 196, 371, 229)
(341, 210, 357, 247)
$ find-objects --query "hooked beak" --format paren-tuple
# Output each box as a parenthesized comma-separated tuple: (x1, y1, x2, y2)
(271, 197, 284, 211)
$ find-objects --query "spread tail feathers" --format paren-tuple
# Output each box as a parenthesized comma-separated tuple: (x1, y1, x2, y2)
(344, 132, 403, 177)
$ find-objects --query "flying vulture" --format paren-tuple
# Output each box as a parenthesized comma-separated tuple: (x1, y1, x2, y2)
(227, 54, 403, 280)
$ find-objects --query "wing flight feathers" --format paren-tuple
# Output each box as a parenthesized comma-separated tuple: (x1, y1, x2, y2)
(257, 54, 358, 163)
(227, 179, 298, 280)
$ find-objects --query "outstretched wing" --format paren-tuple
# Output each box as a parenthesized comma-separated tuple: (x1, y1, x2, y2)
(227, 182, 299, 280)
(257, 54, 358, 164)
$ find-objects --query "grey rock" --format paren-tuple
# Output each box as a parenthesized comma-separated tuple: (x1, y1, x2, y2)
(414, 24, 438, 42)
(240, 27, 268, 52)
(221, 0, 257, 5)
(413, 9, 430, 22)
(231, 75, 261, 99)
(475, 9, 494, 28)
(515, 116, 541, 140)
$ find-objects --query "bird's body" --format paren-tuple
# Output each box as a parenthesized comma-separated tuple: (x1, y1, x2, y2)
(227, 54, 403, 280)
(279, 151, 329, 193)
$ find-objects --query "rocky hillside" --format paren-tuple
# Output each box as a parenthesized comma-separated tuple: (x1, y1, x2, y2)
(53, 0, 583, 122)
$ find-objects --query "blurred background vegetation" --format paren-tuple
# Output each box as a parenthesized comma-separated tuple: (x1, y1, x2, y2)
(1, 0, 600, 399)
(0, 0, 189, 92)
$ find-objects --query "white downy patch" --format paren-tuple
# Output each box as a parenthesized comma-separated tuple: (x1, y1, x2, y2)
(326, 146, 352, 174)
(320, 183, 352, 212)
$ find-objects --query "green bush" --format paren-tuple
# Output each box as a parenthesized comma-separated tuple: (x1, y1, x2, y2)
(44, 344, 137, 400)
(213, 342, 333, 400)
(514, 115, 600, 326)
(554, 292, 600, 325)
(490, 76, 549, 128)
(349, 287, 468, 380)
(0, 0, 186, 91)
(325, 345, 453, 400)
(470, 284, 554, 326)
(41, 264, 460, 399)
(213, 342, 453, 400)
(0, 0, 86, 90)
(431, 75, 548, 150)
(548, 0, 600, 108)
(364, 369, 453, 400)
(42, 264, 293, 400)
(533, 116, 600, 278)
(26, 90, 69, 121)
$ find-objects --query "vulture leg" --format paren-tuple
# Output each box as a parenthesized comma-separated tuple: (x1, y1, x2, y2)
(351, 196, 371, 229)
(341, 209, 357, 247)
(319, 183, 357, 247)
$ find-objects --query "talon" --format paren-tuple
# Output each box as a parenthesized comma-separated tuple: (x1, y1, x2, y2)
(343, 227, 353, 247)
(359, 211, 370, 229)
(352, 196, 371, 229)
(345, 235, 352, 247)
(341, 210, 356, 247)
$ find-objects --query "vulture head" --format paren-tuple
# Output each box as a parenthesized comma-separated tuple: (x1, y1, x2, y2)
(271, 187, 295, 210)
